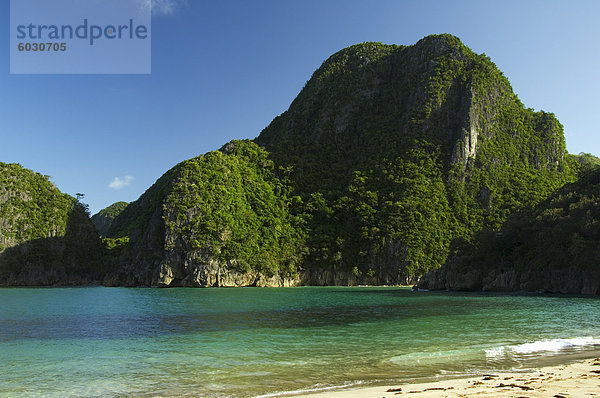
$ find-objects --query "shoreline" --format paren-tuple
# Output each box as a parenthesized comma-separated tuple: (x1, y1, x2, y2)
(290, 357, 600, 398)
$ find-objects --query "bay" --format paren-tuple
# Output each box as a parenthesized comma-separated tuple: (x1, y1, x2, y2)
(1, 287, 599, 397)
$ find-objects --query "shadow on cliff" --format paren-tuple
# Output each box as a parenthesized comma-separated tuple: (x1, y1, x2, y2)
(0, 203, 110, 286)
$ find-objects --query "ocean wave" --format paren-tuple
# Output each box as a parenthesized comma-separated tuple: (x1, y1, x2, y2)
(485, 337, 600, 358)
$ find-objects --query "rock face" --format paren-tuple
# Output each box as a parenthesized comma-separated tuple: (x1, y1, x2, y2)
(155, 260, 302, 288)
(106, 34, 576, 287)
(0, 162, 104, 286)
(105, 261, 302, 287)
(419, 262, 600, 295)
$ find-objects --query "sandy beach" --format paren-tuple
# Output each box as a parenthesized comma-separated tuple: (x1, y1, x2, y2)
(294, 357, 600, 397)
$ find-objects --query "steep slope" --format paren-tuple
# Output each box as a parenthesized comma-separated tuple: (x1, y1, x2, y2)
(91, 201, 128, 236)
(256, 34, 574, 283)
(419, 166, 600, 294)
(0, 162, 104, 285)
(109, 34, 576, 287)
(106, 140, 305, 287)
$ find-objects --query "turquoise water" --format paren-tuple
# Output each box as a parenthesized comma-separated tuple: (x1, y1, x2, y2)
(1, 287, 600, 397)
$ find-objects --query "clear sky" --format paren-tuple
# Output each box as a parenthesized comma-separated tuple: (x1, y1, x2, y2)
(1, 0, 599, 214)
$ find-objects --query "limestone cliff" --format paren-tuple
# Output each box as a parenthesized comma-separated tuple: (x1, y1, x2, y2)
(255, 34, 574, 282)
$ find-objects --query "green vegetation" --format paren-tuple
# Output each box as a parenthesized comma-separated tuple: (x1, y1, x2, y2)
(455, 166, 600, 274)
(256, 34, 575, 281)
(4, 34, 591, 287)
(0, 162, 73, 249)
(163, 140, 305, 275)
(101, 236, 130, 272)
(109, 140, 305, 278)
(0, 162, 104, 283)
(569, 152, 600, 174)
(91, 201, 128, 236)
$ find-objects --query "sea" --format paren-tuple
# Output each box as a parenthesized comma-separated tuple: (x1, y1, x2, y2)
(1, 286, 599, 397)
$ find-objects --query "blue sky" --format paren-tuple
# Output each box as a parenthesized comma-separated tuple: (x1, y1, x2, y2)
(1, 0, 599, 214)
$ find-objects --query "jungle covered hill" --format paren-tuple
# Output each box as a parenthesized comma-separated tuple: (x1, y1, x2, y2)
(0, 162, 105, 285)
(103, 34, 582, 288)
(1, 34, 598, 293)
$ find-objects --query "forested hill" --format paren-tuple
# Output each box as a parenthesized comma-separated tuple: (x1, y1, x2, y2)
(105, 34, 578, 287)
(2, 34, 589, 289)
(255, 34, 575, 282)
(0, 162, 104, 285)
(104, 140, 305, 287)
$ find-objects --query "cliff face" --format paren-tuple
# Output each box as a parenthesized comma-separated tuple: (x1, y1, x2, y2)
(0, 162, 104, 286)
(419, 167, 600, 295)
(106, 34, 575, 287)
(419, 261, 600, 295)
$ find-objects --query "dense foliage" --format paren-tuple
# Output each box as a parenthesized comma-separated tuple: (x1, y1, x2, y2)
(163, 140, 305, 275)
(0, 162, 73, 250)
(0, 162, 104, 282)
(570, 152, 600, 174)
(91, 201, 128, 236)
(109, 140, 305, 277)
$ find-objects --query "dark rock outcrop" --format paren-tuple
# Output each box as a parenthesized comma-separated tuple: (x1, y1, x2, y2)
(419, 263, 600, 295)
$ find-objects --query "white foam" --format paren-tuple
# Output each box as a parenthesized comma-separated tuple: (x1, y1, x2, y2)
(485, 337, 600, 358)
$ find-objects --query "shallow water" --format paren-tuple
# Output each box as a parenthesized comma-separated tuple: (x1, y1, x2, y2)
(1, 287, 599, 397)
